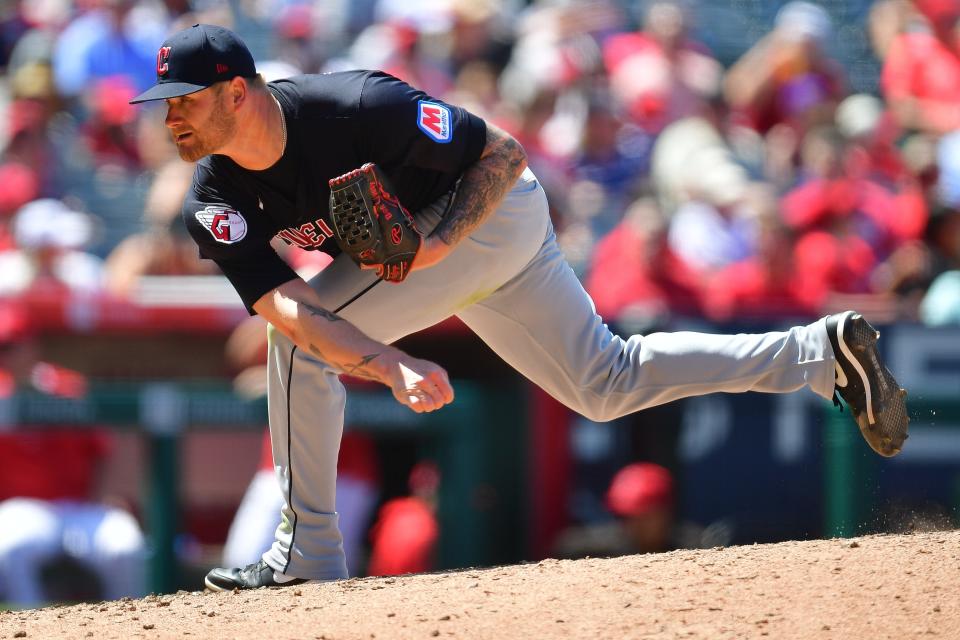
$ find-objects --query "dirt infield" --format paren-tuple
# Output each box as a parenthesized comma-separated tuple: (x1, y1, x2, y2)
(3, 530, 958, 639)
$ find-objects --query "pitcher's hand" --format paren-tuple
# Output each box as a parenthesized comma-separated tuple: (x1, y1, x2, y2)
(384, 353, 454, 413)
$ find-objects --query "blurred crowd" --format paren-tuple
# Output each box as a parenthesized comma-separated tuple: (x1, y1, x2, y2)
(4, 0, 960, 604)
(0, 0, 958, 325)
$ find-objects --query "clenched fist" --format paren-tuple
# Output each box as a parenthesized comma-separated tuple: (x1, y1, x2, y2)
(384, 354, 454, 413)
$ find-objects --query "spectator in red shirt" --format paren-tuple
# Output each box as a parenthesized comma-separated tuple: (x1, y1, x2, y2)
(705, 190, 823, 321)
(881, 0, 960, 135)
(780, 125, 927, 295)
(79, 75, 142, 170)
(552, 462, 682, 559)
(366, 461, 440, 576)
(586, 197, 703, 327)
(606, 462, 676, 554)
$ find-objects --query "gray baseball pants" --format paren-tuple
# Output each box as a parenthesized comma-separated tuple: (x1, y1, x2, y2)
(262, 168, 837, 579)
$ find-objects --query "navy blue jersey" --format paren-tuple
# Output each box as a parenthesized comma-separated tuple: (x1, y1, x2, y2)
(181, 70, 487, 312)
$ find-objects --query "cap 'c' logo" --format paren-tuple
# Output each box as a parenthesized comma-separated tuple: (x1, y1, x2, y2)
(156, 46, 171, 76)
(195, 206, 248, 244)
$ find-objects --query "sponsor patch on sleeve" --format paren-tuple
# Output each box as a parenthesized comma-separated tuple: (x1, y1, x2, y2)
(195, 206, 248, 244)
(417, 100, 452, 143)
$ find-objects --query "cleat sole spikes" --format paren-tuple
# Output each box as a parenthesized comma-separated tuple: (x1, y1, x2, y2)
(828, 311, 910, 457)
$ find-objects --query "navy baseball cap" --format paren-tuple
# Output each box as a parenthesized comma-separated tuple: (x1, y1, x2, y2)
(129, 24, 257, 104)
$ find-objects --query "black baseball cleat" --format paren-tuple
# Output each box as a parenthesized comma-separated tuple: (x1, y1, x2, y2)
(826, 311, 909, 457)
(204, 559, 310, 592)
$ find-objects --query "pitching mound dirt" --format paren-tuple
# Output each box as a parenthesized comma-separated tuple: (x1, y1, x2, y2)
(3, 530, 958, 639)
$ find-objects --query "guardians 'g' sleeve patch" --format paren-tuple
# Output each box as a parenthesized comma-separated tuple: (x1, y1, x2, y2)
(417, 100, 452, 143)
(195, 206, 248, 244)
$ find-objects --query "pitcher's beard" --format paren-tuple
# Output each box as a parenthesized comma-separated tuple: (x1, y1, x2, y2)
(175, 100, 237, 162)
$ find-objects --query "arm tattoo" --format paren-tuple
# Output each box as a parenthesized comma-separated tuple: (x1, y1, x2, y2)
(308, 343, 381, 381)
(433, 126, 526, 247)
(302, 302, 382, 381)
(308, 343, 328, 361)
(341, 353, 381, 378)
(302, 303, 343, 323)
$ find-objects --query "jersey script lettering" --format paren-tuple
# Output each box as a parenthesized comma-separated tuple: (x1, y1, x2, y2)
(277, 218, 335, 249)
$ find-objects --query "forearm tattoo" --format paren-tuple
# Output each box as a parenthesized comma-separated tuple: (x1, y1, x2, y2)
(308, 343, 382, 381)
(308, 343, 328, 361)
(301, 303, 382, 380)
(302, 303, 343, 323)
(433, 127, 526, 246)
(341, 353, 381, 378)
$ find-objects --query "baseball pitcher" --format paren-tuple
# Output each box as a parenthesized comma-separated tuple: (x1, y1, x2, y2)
(128, 25, 909, 591)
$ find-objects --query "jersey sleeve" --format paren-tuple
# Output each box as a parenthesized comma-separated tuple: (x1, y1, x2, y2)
(182, 163, 299, 314)
(356, 72, 487, 175)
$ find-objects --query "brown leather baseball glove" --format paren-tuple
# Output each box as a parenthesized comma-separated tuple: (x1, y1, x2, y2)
(328, 163, 422, 283)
